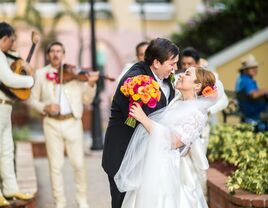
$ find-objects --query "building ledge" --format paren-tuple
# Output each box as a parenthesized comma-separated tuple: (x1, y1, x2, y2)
(129, 3, 175, 21)
(0, 2, 16, 17)
(34, 2, 112, 19)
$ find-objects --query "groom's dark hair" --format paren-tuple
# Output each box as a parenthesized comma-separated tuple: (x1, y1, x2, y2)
(144, 38, 179, 66)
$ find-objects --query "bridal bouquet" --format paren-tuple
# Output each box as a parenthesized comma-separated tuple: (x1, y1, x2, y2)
(120, 75, 161, 128)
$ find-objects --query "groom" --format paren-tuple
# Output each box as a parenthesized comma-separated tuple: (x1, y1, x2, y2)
(102, 38, 179, 208)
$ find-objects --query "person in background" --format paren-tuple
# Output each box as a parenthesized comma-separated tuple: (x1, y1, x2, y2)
(0, 22, 34, 206)
(180, 47, 200, 73)
(235, 54, 268, 131)
(30, 41, 99, 208)
(116, 41, 149, 83)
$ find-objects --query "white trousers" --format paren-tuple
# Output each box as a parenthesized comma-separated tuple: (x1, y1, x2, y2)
(43, 117, 88, 207)
(0, 104, 19, 196)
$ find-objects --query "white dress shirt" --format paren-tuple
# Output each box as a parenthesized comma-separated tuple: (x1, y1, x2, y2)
(55, 85, 72, 115)
(152, 71, 170, 104)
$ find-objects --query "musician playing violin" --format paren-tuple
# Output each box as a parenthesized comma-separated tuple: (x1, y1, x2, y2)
(0, 22, 34, 206)
(30, 41, 99, 208)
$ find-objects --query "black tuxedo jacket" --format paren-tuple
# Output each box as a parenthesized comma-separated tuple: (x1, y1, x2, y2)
(102, 61, 175, 177)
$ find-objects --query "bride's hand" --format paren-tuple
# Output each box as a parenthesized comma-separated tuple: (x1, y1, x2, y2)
(129, 102, 147, 123)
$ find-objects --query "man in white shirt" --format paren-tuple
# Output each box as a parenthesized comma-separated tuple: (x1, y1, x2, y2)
(0, 22, 34, 206)
(30, 41, 99, 208)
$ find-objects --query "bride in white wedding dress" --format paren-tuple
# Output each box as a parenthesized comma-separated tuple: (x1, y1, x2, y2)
(114, 66, 224, 208)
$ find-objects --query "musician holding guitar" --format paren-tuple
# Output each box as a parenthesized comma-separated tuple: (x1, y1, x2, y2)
(0, 22, 34, 206)
(29, 41, 99, 208)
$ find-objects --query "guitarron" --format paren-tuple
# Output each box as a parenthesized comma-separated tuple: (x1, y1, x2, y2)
(0, 31, 39, 101)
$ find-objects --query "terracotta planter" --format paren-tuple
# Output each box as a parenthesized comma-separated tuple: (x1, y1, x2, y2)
(208, 168, 268, 208)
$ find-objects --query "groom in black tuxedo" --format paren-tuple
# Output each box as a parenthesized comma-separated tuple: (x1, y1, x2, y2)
(102, 38, 179, 208)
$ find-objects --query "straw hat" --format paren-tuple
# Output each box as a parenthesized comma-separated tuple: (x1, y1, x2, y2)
(239, 54, 259, 71)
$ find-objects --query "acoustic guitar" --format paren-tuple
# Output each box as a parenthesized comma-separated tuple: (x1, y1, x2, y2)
(0, 31, 39, 101)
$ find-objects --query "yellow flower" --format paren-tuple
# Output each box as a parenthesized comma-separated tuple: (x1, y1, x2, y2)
(133, 77, 142, 85)
(150, 91, 157, 98)
(151, 80, 160, 90)
(129, 89, 134, 95)
(132, 94, 141, 101)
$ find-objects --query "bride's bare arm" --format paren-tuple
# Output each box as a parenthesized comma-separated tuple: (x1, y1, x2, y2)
(171, 135, 185, 149)
(129, 102, 153, 133)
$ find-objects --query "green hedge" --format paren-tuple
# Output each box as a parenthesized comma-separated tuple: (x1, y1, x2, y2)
(171, 0, 268, 58)
(207, 123, 268, 194)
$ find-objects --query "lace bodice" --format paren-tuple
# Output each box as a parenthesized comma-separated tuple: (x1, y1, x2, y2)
(170, 109, 206, 147)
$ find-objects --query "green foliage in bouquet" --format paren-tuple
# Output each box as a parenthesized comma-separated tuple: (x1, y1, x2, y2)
(207, 123, 268, 194)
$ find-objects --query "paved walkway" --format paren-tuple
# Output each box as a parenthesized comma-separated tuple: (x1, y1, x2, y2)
(34, 151, 110, 208)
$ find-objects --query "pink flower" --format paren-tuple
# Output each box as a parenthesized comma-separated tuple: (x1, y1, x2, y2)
(147, 98, 158, 108)
(133, 84, 139, 93)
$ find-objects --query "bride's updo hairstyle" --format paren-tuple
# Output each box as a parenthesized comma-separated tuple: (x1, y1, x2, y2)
(194, 66, 216, 96)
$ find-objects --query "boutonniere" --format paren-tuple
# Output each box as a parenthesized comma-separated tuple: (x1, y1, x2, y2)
(169, 73, 175, 85)
(46, 71, 60, 84)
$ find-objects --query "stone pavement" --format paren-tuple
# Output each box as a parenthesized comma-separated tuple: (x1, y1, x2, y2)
(34, 151, 110, 208)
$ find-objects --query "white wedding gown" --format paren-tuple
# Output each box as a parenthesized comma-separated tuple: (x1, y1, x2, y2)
(114, 82, 224, 208)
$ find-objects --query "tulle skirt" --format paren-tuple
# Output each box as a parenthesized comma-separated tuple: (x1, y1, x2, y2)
(121, 153, 208, 208)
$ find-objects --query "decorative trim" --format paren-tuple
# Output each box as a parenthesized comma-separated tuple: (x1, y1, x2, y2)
(0, 2, 16, 17)
(129, 3, 175, 21)
(34, 2, 112, 19)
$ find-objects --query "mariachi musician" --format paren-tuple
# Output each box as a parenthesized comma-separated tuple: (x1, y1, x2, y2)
(0, 22, 34, 206)
(29, 41, 100, 208)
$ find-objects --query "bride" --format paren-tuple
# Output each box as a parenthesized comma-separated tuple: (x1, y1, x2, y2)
(114, 66, 224, 208)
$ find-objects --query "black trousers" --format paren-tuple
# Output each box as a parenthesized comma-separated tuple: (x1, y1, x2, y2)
(108, 176, 126, 208)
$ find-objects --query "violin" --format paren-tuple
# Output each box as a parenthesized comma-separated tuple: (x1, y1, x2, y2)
(61, 63, 115, 83)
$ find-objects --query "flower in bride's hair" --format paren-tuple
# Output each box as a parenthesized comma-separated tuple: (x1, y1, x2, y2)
(120, 75, 161, 128)
(202, 85, 217, 97)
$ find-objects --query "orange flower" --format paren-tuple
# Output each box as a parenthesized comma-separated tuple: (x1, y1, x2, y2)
(127, 81, 135, 89)
(120, 86, 129, 96)
(202, 86, 215, 97)
(156, 91, 161, 101)
(144, 84, 153, 93)
(140, 93, 151, 104)
(138, 86, 145, 94)
(142, 75, 150, 83)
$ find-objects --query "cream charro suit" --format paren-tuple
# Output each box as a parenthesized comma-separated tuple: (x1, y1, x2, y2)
(0, 50, 34, 196)
(30, 65, 96, 208)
